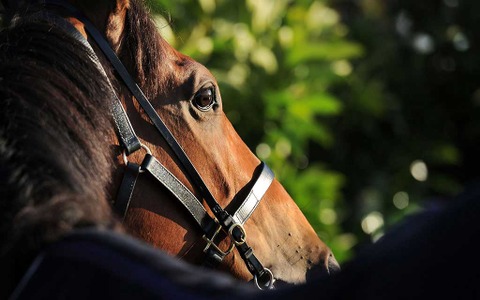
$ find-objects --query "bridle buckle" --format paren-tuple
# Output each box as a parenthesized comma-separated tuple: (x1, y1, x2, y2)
(228, 222, 247, 246)
(202, 222, 234, 257)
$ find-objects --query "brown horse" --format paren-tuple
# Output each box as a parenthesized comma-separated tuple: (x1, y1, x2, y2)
(0, 6, 254, 298)
(6, 0, 339, 286)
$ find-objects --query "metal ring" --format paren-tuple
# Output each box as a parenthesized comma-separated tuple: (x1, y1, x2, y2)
(254, 268, 275, 290)
(122, 143, 152, 165)
(228, 223, 247, 246)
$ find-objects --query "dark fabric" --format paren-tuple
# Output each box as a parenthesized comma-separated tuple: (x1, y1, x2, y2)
(258, 183, 480, 299)
(10, 229, 256, 300)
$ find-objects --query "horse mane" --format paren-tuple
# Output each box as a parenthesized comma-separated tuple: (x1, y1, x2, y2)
(0, 10, 122, 291)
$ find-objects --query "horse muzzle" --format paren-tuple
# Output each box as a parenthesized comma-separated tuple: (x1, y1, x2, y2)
(306, 252, 341, 282)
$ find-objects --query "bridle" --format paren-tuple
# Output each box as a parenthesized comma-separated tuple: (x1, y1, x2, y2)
(30, 0, 277, 289)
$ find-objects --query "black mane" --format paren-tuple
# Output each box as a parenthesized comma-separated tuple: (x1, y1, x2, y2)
(0, 10, 121, 293)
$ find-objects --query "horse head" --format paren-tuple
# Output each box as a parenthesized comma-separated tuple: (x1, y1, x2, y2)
(54, 0, 339, 286)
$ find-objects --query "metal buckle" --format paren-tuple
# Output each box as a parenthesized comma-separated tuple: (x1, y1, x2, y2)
(202, 223, 234, 257)
(228, 223, 247, 246)
(254, 268, 275, 290)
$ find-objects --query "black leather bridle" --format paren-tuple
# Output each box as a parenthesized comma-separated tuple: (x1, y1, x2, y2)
(31, 0, 277, 289)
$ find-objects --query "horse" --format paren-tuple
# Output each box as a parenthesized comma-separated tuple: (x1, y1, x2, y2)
(0, 7, 255, 299)
(3, 8, 478, 296)
(1, 0, 340, 289)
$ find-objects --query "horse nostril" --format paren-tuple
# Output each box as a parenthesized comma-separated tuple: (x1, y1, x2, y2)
(305, 252, 341, 282)
(327, 253, 341, 275)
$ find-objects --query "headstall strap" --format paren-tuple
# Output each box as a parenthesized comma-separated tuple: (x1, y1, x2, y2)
(42, 0, 276, 289)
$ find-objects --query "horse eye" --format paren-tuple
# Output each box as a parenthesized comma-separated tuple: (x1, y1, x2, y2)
(193, 87, 216, 111)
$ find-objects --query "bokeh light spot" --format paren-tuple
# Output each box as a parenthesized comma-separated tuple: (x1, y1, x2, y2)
(395, 11, 412, 37)
(453, 32, 470, 51)
(227, 64, 249, 87)
(251, 47, 278, 74)
(410, 160, 428, 182)
(275, 139, 292, 158)
(278, 26, 294, 48)
(198, 0, 216, 14)
(256, 143, 271, 160)
(361, 211, 384, 235)
(393, 191, 409, 209)
(412, 33, 435, 54)
(319, 208, 337, 225)
(197, 37, 213, 55)
(332, 60, 353, 76)
(334, 233, 357, 251)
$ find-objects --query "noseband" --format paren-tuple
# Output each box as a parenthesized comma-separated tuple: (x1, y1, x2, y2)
(38, 0, 276, 289)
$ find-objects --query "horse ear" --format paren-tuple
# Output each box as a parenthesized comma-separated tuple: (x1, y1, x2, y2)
(106, 0, 130, 48)
(117, 0, 130, 11)
(68, 0, 130, 49)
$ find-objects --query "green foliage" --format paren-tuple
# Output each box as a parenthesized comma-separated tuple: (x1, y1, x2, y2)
(324, 0, 480, 249)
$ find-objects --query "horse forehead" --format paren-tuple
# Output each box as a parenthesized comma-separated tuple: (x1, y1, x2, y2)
(167, 50, 216, 85)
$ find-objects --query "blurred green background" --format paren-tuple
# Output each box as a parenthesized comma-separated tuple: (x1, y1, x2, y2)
(147, 0, 479, 263)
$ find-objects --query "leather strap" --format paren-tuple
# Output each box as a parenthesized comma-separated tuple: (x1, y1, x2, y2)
(114, 162, 141, 221)
(141, 154, 212, 229)
(236, 242, 273, 287)
(111, 97, 142, 155)
(141, 154, 230, 267)
(232, 162, 274, 225)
